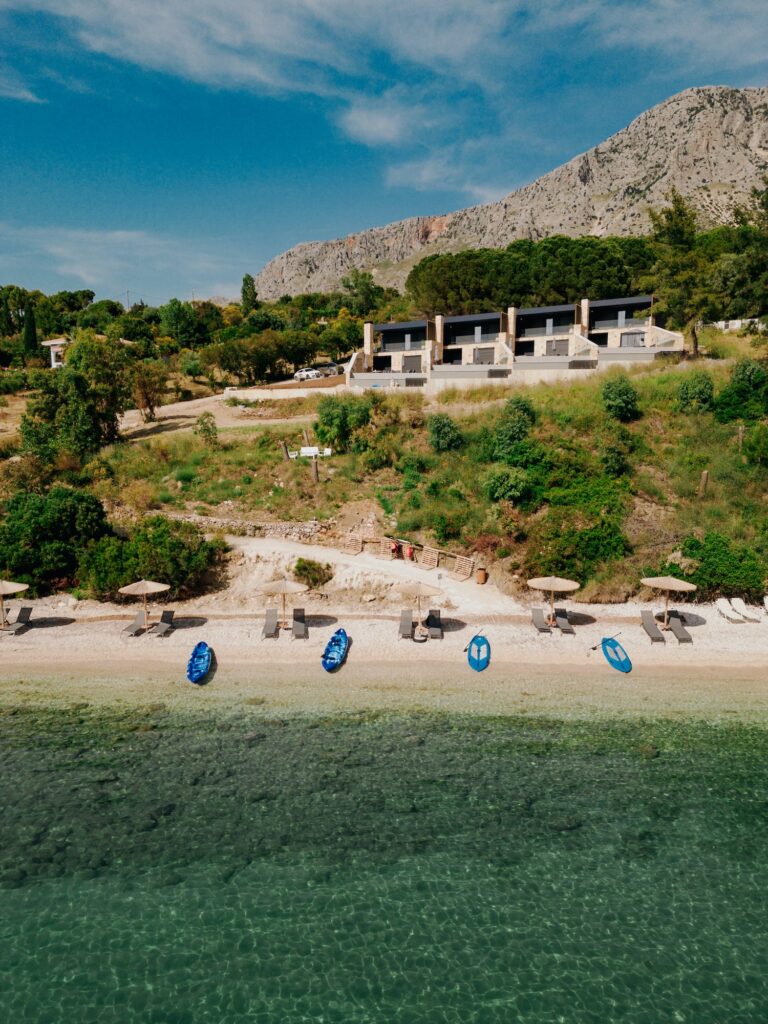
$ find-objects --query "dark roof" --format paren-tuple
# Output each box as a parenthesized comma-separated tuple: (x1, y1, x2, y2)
(373, 320, 427, 332)
(517, 303, 576, 317)
(589, 295, 653, 309)
(443, 312, 501, 324)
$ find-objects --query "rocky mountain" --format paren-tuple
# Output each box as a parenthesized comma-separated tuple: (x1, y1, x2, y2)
(254, 86, 768, 299)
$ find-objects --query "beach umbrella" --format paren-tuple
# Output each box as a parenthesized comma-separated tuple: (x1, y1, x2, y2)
(260, 578, 308, 628)
(118, 579, 171, 628)
(397, 581, 442, 625)
(527, 576, 580, 623)
(0, 579, 29, 629)
(640, 575, 697, 628)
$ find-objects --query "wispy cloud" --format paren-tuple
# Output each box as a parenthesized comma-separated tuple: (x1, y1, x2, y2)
(0, 222, 240, 301)
(0, 63, 43, 102)
(2, 1, 767, 200)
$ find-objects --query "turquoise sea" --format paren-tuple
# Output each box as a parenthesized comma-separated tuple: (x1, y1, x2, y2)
(1, 703, 768, 1023)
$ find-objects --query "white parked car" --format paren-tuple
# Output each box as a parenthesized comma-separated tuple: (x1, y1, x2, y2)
(294, 367, 322, 381)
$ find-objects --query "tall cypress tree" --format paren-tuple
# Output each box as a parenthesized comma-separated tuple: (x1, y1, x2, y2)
(0, 294, 13, 337)
(241, 273, 258, 315)
(22, 301, 38, 357)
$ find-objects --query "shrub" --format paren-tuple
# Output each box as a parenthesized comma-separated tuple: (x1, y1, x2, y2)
(493, 412, 531, 462)
(483, 466, 530, 503)
(745, 423, 768, 467)
(0, 487, 110, 593)
(193, 411, 219, 449)
(601, 375, 640, 421)
(503, 395, 537, 426)
(431, 511, 461, 544)
(0, 369, 28, 395)
(600, 442, 630, 478)
(78, 516, 221, 599)
(293, 558, 334, 590)
(676, 370, 714, 412)
(526, 512, 630, 582)
(315, 395, 373, 452)
(427, 413, 463, 452)
(714, 359, 768, 422)
(674, 532, 765, 599)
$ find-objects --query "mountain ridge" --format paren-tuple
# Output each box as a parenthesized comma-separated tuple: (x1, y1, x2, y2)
(254, 86, 768, 299)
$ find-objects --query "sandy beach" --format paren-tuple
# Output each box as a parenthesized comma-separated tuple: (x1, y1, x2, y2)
(0, 536, 766, 722)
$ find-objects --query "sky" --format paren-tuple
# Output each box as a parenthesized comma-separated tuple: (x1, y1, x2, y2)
(1, 1, 767, 305)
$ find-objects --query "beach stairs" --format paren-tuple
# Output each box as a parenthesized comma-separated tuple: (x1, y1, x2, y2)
(449, 556, 475, 582)
(420, 547, 439, 571)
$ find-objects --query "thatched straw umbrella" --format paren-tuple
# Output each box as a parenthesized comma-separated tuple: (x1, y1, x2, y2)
(641, 575, 697, 628)
(0, 580, 29, 629)
(527, 576, 581, 624)
(397, 581, 443, 626)
(118, 579, 171, 629)
(260, 579, 309, 629)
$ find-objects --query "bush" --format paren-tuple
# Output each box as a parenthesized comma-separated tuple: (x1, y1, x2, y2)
(493, 411, 531, 462)
(676, 370, 714, 412)
(745, 423, 768, 467)
(78, 516, 221, 599)
(193, 411, 219, 449)
(483, 466, 530, 503)
(293, 558, 334, 590)
(315, 395, 373, 452)
(503, 395, 537, 426)
(714, 359, 768, 422)
(0, 487, 110, 593)
(601, 375, 640, 422)
(427, 413, 463, 452)
(0, 369, 28, 394)
(674, 532, 765, 599)
(431, 511, 461, 545)
(526, 512, 630, 582)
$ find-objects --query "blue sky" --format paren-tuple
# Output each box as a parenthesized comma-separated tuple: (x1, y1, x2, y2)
(1, 1, 767, 305)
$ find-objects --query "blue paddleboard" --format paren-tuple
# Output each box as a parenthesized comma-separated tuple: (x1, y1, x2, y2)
(467, 634, 491, 672)
(601, 637, 632, 674)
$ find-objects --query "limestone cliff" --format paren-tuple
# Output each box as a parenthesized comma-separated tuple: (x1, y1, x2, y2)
(254, 86, 768, 298)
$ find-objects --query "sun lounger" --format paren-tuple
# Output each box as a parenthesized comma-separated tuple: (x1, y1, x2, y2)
(292, 607, 307, 640)
(148, 609, 175, 637)
(5, 606, 33, 634)
(641, 610, 665, 643)
(123, 612, 145, 637)
(399, 609, 413, 640)
(716, 598, 744, 623)
(667, 612, 693, 644)
(261, 607, 279, 639)
(554, 608, 575, 634)
(730, 597, 762, 622)
(426, 608, 443, 640)
(532, 608, 551, 634)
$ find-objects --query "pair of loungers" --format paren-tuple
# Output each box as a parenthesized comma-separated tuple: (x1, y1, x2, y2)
(716, 597, 762, 623)
(262, 607, 307, 639)
(399, 609, 443, 640)
(124, 609, 175, 637)
(531, 608, 574, 635)
(1, 606, 33, 634)
(641, 609, 692, 644)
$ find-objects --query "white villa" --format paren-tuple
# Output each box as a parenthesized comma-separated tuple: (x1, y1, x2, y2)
(347, 295, 684, 393)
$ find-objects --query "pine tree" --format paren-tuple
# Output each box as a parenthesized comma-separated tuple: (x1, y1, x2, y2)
(241, 273, 258, 314)
(22, 301, 38, 357)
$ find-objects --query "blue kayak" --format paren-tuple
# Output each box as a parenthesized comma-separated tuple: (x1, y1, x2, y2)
(601, 637, 632, 674)
(322, 628, 349, 672)
(186, 641, 212, 684)
(467, 633, 491, 672)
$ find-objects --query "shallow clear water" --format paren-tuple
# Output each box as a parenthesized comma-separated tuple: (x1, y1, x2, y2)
(1, 705, 767, 1022)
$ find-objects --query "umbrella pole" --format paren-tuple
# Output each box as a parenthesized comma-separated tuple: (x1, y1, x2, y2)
(0, 594, 5, 629)
(664, 591, 669, 629)
(144, 593, 148, 629)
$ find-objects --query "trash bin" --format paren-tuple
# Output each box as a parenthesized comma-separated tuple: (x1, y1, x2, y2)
(475, 567, 488, 585)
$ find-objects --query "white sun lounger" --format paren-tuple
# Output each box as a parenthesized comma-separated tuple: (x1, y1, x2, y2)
(730, 597, 762, 622)
(716, 598, 744, 623)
